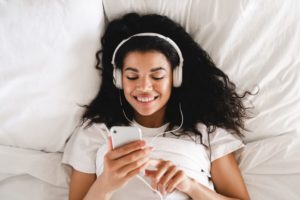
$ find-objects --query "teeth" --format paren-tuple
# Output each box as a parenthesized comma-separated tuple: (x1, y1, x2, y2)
(137, 97, 155, 102)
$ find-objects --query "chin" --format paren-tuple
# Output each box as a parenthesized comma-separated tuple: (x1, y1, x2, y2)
(136, 110, 156, 117)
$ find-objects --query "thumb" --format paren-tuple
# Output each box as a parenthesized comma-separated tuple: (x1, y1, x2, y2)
(107, 136, 113, 152)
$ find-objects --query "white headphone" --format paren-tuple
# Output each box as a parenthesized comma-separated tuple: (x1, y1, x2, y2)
(111, 32, 184, 89)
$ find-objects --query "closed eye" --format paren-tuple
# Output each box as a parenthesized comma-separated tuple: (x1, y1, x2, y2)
(152, 76, 164, 80)
(126, 76, 138, 80)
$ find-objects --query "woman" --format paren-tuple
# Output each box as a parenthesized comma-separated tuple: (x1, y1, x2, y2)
(63, 13, 251, 200)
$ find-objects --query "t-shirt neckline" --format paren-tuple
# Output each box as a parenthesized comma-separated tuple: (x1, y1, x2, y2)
(131, 120, 170, 137)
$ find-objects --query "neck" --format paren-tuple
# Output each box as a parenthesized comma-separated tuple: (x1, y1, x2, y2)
(134, 110, 166, 128)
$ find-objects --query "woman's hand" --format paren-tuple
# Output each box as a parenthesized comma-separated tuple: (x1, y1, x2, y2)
(97, 137, 153, 196)
(145, 159, 194, 196)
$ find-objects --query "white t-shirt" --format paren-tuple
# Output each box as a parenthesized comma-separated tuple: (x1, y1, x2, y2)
(62, 121, 244, 200)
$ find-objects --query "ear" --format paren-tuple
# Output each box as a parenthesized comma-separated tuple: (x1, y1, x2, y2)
(173, 65, 183, 87)
(113, 68, 123, 89)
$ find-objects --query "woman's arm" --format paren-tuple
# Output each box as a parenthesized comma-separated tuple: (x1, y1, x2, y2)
(69, 168, 96, 200)
(69, 139, 153, 200)
(145, 153, 250, 200)
(211, 153, 249, 199)
(186, 153, 250, 200)
(69, 168, 112, 200)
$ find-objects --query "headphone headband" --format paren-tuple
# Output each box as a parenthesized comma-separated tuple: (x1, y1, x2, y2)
(111, 32, 184, 69)
(111, 32, 184, 88)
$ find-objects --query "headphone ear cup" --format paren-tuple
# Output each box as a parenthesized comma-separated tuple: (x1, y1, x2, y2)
(113, 68, 123, 89)
(173, 65, 182, 87)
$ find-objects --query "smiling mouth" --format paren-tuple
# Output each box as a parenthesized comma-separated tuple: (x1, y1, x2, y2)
(134, 96, 159, 103)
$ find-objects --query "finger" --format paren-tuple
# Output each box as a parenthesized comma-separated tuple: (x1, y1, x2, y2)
(114, 147, 153, 173)
(105, 147, 153, 173)
(144, 170, 158, 190)
(118, 156, 150, 176)
(166, 170, 185, 193)
(125, 159, 150, 181)
(107, 136, 113, 152)
(144, 158, 166, 176)
(151, 160, 173, 183)
(108, 140, 146, 160)
(145, 169, 156, 178)
(147, 158, 161, 168)
(158, 166, 178, 193)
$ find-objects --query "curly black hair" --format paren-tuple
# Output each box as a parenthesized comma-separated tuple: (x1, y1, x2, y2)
(80, 12, 252, 139)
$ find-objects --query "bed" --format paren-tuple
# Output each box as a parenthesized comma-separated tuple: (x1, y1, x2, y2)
(0, 0, 299, 199)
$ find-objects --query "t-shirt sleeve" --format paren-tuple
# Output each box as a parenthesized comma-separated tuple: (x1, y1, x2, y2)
(209, 128, 245, 162)
(62, 122, 108, 174)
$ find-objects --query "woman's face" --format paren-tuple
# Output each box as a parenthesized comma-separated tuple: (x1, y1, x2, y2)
(122, 50, 172, 121)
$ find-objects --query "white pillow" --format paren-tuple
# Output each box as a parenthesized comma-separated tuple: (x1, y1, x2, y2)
(0, 0, 104, 152)
(103, 0, 300, 142)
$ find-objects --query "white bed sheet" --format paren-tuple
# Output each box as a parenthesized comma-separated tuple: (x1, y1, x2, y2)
(0, 174, 67, 200)
(236, 133, 300, 199)
(0, 0, 300, 199)
(0, 146, 70, 200)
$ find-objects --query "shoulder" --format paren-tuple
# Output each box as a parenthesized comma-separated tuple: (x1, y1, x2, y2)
(195, 123, 243, 144)
(63, 120, 110, 159)
(209, 126, 244, 146)
(195, 123, 245, 161)
(71, 121, 109, 144)
(62, 121, 109, 173)
(210, 129, 245, 162)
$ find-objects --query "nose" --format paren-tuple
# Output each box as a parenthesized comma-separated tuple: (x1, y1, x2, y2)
(137, 76, 153, 91)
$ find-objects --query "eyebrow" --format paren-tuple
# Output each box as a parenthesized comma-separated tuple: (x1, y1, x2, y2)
(124, 67, 166, 73)
(124, 67, 138, 72)
(150, 67, 166, 72)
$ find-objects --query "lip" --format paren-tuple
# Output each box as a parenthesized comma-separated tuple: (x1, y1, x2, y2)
(133, 95, 159, 104)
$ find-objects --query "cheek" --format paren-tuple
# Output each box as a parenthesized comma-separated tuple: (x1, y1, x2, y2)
(159, 80, 172, 95)
(122, 77, 133, 91)
(123, 86, 132, 98)
(122, 82, 132, 99)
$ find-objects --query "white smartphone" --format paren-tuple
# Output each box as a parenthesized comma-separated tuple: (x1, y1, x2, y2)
(110, 126, 143, 149)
